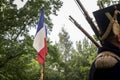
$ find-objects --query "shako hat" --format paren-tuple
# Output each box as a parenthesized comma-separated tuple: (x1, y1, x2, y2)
(93, 4, 120, 41)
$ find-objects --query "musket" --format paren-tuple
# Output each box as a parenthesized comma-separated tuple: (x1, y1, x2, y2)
(74, 0, 101, 43)
(69, 16, 101, 48)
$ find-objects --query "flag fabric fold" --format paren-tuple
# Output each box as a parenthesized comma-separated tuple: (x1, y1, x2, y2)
(33, 7, 48, 64)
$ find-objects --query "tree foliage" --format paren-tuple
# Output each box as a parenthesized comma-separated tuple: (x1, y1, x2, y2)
(97, 0, 120, 7)
(67, 38, 97, 80)
(57, 27, 73, 80)
(53, 28, 97, 80)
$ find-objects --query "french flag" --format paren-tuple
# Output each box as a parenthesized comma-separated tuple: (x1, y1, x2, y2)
(33, 7, 48, 64)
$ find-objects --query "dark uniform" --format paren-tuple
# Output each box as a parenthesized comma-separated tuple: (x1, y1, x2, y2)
(89, 4, 120, 80)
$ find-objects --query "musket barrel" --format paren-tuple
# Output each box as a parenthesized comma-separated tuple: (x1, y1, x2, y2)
(69, 16, 101, 48)
(75, 0, 101, 42)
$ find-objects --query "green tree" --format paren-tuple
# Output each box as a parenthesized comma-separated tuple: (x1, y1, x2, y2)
(45, 29, 97, 80)
(57, 27, 73, 80)
(45, 39, 64, 80)
(58, 27, 73, 62)
(67, 38, 97, 80)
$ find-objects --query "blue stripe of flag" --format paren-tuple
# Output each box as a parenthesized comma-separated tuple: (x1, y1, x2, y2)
(36, 7, 44, 35)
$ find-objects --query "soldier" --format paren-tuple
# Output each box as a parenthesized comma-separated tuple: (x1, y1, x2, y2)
(88, 4, 120, 80)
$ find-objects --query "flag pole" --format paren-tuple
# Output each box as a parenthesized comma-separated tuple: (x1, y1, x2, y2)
(40, 51, 46, 80)
(43, 63, 45, 80)
(40, 64, 45, 80)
